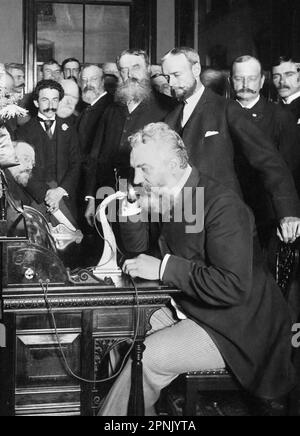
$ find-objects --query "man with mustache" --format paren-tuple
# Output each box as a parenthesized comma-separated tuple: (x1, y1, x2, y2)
(273, 56, 300, 122)
(163, 47, 300, 245)
(16, 80, 81, 219)
(84, 49, 172, 226)
(62, 58, 81, 82)
(231, 55, 300, 247)
(77, 64, 113, 159)
(273, 56, 300, 187)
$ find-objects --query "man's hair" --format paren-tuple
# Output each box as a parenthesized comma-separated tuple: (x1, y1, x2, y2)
(62, 57, 81, 70)
(33, 79, 64, 101)
(42, 59, 61, 71)
(161, 47, 200, 66)
(5, 63, 24, 73)
(231, 55, 263, 76)
(129, 122, 189, 169)
(116, 49, 150, 69)
(80, 63, 103, 76)
(272, 55, 300, 70)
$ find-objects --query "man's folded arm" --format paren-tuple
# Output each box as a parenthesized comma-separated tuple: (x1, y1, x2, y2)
(227, 100, 300, 219)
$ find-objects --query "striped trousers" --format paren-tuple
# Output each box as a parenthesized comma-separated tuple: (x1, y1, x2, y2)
(99, 307, 225, 416)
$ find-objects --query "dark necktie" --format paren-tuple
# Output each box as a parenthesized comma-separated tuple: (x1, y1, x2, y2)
(38, 118, 55, 139)
(174, 102, 186, 136)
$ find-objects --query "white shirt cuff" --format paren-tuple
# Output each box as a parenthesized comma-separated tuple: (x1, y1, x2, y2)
(160, 254, 171, 281)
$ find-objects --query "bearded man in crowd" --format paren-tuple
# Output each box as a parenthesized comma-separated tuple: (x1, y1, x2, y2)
(84, 49, 173, 226)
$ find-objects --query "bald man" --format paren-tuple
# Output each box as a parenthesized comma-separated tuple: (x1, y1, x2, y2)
(57, 79, 80, 121)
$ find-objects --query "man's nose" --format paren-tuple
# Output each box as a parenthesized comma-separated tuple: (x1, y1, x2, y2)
(134, 169, 144, 185)
(280, 75, 287, 86)
(242, 77, 248, 87)
(169, 75, 177, 87)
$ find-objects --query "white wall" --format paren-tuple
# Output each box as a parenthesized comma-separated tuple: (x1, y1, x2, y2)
(157, 0, 175, 62)
(0, 0, 23, 63)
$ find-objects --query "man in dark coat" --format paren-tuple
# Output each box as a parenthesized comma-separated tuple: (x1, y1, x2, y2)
(162, 47, 300, 245)
(99, 122, 295, 416)
(84, 49, 173, 226)
(272, 56, 300, 193)
(16, 80, 81, 220)
(77, 64, 113, 160)
(231, 55, 300, 246)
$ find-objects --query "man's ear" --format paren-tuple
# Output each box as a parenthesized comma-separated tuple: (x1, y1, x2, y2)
(33, 100, 39, 109)
(192, 62, 201, 79)
(169, 158, 180, 173)
(260, 74, 266, 90)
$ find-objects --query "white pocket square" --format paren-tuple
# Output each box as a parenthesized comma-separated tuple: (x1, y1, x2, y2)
(297, 119, 300, 125)
(205, 131, 219, 138)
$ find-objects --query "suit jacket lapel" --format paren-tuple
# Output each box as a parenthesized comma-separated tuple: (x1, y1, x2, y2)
(181, 88, 213, 147)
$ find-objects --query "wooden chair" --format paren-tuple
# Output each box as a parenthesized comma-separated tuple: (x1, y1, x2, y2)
(182, 240, 300, 416)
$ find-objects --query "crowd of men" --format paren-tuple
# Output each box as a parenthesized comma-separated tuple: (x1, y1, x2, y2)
(1, 49, 300, 415)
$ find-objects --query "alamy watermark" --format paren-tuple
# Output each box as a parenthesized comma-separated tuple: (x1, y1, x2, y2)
(95, 181, 205, 234)
(292, 324, 300, 349)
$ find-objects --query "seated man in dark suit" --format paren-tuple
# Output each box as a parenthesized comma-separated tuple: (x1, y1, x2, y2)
(16, 80, 81, 220)
(99, 122, 295, 416)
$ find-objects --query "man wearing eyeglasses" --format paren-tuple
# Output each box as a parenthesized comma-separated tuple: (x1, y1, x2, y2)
(162, 47, 300, 245)
(62, 58, 81, 82)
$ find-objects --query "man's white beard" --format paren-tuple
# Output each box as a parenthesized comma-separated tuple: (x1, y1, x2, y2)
(82, 89, 98, 105)
(115, 78, 152, 104)
(57, 103, 76, 118)
(139, 186, 175, 218)
(10, 169, 31, 187)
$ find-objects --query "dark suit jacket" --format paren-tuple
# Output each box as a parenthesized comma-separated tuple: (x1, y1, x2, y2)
(165, 88, 300, 220)
(234, 96, 300, 224)
(283, 95, 300, 123)
(85, 94, 171, 196)
(76, 93, 113, 159)
(120, 168, 295, 399)
(15, 117, 81, 210)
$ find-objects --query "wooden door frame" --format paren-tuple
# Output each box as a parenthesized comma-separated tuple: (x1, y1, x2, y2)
(23, 0, 157, 92)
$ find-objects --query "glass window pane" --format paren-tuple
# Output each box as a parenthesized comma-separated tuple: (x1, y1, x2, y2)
(37, 2, 83, 64)
(85, 5, 130, 64)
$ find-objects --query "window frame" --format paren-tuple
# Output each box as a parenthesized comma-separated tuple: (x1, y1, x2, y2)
(23, 0, 157, 92)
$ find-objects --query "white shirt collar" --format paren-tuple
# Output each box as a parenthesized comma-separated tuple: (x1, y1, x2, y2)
(127, 100, 141, 114)
(90, 91, 107, 106)
(284, 90, 300, 105)
(170, 165, 192, 199)
(182, 85, 205, 126)
(236, 95, 260, 109)
(38, 111, 56, 121)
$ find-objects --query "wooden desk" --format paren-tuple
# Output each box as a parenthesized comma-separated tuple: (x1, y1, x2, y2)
(0, 279, 179, 416)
